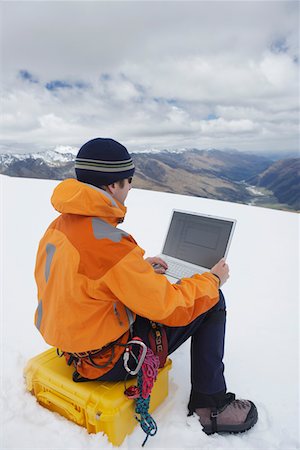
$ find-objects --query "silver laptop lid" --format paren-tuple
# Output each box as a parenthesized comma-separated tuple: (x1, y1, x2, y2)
(162, 210, 236, 270)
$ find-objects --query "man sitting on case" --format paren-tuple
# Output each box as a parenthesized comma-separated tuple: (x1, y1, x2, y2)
(34, 137, 258, 436)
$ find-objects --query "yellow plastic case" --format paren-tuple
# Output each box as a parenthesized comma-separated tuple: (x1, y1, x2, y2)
(24, 348, 172, 446)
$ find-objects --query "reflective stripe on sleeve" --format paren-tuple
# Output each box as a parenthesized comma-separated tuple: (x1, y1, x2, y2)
(36, 300, 43, 331)
(45, 243, 56, 282)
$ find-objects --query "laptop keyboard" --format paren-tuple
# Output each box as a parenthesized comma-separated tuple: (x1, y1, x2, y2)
(165, 259, 199, 279)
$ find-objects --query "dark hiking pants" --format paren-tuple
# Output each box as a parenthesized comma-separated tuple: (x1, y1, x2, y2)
(99, 290, 227, 412)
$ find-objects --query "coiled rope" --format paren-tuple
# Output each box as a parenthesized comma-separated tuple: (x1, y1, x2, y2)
(125, 345, 160, 446)
(135, 347, 160, 446)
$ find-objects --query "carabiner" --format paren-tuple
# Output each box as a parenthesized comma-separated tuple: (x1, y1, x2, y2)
(123, 339, 148, 375)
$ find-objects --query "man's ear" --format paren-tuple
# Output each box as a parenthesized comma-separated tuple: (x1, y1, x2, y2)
(106, 183, 116, 194)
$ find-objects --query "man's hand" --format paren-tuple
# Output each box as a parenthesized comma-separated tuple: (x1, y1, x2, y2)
(145, 257, 168, 274)
(210, 258, 230, 287)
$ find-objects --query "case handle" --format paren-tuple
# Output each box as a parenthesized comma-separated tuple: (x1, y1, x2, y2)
(37, 390, 85, 426)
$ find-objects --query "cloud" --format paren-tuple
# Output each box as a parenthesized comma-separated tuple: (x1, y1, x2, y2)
(1, 1, 299, 154)
(200, 118, 259, 135)
(260, 52, 298, 90)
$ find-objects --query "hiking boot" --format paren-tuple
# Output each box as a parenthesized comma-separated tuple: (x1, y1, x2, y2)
(195, 397, 258, 435)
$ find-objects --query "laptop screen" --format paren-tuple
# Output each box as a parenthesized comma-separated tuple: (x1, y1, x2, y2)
(162, 211, 235, 269)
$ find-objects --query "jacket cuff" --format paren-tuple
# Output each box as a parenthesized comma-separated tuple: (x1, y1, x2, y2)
(210, 272, 221, 287)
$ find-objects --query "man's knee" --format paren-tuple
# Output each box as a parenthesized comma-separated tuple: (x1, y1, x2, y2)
(203, 291, 226, 323)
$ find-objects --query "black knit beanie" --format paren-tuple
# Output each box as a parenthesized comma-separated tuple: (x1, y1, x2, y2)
(75, 138, 135, 188)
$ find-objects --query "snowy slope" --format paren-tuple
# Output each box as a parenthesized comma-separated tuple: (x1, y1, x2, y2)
(1, 174, 299, 450)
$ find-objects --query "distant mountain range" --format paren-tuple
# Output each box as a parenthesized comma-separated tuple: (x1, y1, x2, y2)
(249, 158, 300, 210)
(0, 148, 299, 211)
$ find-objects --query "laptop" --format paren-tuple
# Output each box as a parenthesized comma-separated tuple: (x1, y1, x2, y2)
(158, 210, 236, 282)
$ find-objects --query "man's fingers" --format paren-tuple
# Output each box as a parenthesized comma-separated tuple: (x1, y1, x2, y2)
(154, 257, 168, 269)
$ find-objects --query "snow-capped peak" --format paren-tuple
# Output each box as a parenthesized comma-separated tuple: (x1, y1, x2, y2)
(53, 145, 78, 156)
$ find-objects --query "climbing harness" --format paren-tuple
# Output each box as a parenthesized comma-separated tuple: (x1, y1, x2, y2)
(57, 324, 168, 444)
(56, 330, 131, 381)
(124, 337, 160, 446)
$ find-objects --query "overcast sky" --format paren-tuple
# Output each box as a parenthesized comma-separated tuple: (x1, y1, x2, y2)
(1, 0, 299, 154)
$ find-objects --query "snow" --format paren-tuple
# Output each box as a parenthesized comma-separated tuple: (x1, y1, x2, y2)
(36, 150, 74, 164)
(53, 145, 78, 156)
(1, 174, 299, 450)
(0, 149, 75, 168)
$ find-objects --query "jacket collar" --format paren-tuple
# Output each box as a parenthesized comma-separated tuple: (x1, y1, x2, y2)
(51, 179, 126, 226)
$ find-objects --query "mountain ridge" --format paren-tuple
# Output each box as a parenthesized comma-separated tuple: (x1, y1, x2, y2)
(0, 148, 298, 211)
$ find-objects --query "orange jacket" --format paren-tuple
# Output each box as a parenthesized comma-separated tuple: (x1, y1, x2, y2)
(34, 179, 220, 377)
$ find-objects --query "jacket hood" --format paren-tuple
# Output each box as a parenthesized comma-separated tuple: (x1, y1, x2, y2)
(51, 179, 126, 224)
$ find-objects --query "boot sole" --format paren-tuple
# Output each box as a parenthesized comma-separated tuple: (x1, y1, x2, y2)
(202, 401, 258, 435)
